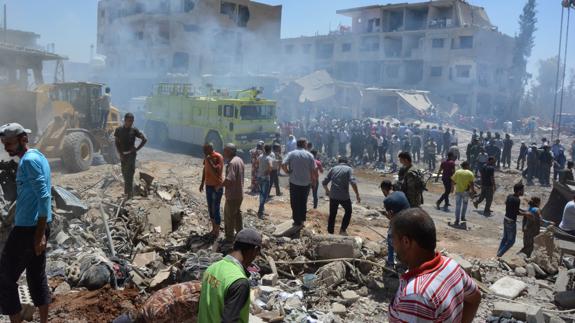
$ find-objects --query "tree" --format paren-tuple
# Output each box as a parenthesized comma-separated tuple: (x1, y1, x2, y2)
(509, 0, 537, 119)
(533, 56, 562, 118)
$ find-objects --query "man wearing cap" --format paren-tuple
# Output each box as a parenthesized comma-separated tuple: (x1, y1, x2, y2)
(0, 123, 52, 323)
(380, 180, 410, 267)
(114, 113, 147, 199)
(198, 228, 261, 323)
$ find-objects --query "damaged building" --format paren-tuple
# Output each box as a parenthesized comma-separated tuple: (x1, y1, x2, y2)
(280, 0, 514, 117)
(97, 0, 282, 103)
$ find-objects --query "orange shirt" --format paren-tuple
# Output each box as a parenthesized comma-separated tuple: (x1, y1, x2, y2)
(204, 152, 224, 186)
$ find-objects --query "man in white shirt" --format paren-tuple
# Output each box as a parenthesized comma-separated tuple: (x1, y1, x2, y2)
(560, 196, 575, 236)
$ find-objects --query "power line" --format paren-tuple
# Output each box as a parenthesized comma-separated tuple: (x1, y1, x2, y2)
(551, 6, 565, 140)
(557, 7, 571, 138)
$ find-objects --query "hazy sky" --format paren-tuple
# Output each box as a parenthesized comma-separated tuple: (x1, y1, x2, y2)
(1, 0, 572, 74)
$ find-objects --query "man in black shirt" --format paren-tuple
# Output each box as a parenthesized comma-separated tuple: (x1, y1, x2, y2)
(114, 113, 147, 199)
(497, 183, 525, 257)
(473, 157, 496, 217)
(559, 161, 575, 185)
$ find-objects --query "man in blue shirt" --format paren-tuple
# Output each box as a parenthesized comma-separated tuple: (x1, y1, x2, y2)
(0, 123, 51, 323)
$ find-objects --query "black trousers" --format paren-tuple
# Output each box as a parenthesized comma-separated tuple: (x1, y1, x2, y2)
(121, 154, 136, 198)
(290, 183, 310, 226)
(437, 179, 452, 207)
(268, 170, 281, 196)
(0, 226, 51, 316)
(328, 199, 352, 234)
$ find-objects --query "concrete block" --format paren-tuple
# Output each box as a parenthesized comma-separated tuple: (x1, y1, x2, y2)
(525, 264, 536, 278)
(450, 254, 473, 273)
(132, 252, 159, 268)
(312, 235, 362, 260)
(554, 269, 575, 292)
(261, 273, 278, 287)
(489, 277, 527, 299)
(341, 290, 359, 302)
(147, 206, 172, 235)
(18, 285, 35, 321)
(331, 302, 347, 315)
(492, 302, 544, 323)
(501, 254, 527, 270)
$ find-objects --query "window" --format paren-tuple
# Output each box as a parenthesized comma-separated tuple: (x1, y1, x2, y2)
(237, 5, 250, 27)
(223, 105, 235, 118)
(134, 31, 144, 41)
(459, 36, 473, 49)
(285, 44, 294, 54)
(455, 65, 471, 78)
(240, 105, 275, 120)
(158, 22, 170, 42)
(432, 38, 444, 48)
(172, 52, 189, 69)
(316, 43, 334, 59)
(100, 9, 105, 19)
(183, 0, 195, 12)
(302, 44, 312, 54)
(367, 18, 381, 33)
(342, 43, 352, 52)
(220, 2, 236, 19)
(183, 24, 200, 32)
(361, 36, 380, 52)
(386, 65, 400, 78)
(430, 66, 443, 77)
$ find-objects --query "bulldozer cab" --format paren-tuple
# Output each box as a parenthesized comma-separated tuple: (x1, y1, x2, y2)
(49, 82, 106, 130)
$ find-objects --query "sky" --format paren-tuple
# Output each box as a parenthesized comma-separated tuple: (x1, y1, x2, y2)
(0, 0, 572, 75)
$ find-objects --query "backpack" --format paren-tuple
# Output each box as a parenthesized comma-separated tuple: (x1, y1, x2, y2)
(403, 167, 427, 194)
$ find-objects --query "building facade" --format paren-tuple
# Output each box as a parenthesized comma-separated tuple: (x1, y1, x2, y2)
(97, 0, 282, 103)
(280, 0, 514, 116)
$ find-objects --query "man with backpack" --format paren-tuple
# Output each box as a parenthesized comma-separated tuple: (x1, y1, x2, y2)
(398, 152, 424, 207)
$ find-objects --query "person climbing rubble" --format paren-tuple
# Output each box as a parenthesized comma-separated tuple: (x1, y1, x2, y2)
(388, 208, 481, 322)
(322, 156, 360, 235)
(198, 228, 262, 323)
(0, 123, 52, 323)
(222, 143, 245, 244)
(114, 113, 147, 199)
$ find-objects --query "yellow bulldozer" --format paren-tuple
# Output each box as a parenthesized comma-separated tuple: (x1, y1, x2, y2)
(0, 43, 120, 173)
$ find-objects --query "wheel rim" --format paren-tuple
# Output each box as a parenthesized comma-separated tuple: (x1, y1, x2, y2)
(80, 142, 91, 161)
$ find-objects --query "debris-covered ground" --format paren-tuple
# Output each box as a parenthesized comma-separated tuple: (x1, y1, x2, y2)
(0, 139, 574, 323)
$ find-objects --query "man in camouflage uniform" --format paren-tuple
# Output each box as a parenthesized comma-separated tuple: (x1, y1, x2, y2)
(424, 138, 437, 171)
(398, 151, 423, 207)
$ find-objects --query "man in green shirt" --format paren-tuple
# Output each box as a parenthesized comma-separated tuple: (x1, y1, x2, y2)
(198, 228, 262, 323)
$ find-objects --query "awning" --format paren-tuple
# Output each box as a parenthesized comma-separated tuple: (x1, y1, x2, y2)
(396, 91, 433, 112)
(294, 70, 335, 103)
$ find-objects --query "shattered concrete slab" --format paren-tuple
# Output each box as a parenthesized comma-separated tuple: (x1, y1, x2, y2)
(489, 277, 527, 299)
(492, 302, 544, 323)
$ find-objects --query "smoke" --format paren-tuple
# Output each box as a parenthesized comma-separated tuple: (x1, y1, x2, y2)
(96, 0, 282, 105)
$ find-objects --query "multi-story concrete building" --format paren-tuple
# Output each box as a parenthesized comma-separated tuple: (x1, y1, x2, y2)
(97, 0, 282, 103)
(280, 0, 514, 116)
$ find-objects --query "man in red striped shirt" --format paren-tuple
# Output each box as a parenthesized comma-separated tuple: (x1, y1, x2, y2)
(388, 208, 481, 323)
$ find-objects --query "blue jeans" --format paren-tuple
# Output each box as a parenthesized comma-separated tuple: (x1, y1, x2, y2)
(206, 186, 223, 225)
(454, 192, 469, 223)
(257, 177, 270, 216)
(497, 219, 517, 257)
(387, 228, 394, 266)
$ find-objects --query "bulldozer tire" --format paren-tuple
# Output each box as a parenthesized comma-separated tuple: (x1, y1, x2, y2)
(205, 131, 223, 153)
(61, 132, 94, 173)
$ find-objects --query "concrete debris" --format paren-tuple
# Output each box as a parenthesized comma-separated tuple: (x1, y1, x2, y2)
(531, 228, 560, 275)
(316, 261, 347, 287)
(261, 273, 278, 287)
(489, 277, 528, 299)
(515, 266, 527, 277)
(273, 220, 302, 237)
(450, 253, 473, 274)
(146, 205, 173, 235)
(554, 291, 575, 309)
(331, 302, 347, 315)
(312, 235, 362, 260)
(500, 253, 527, 270)
(54, 281, 71, 295)
(341, 290, 360, 302)
(52, 186, 89, 217)
(525, 264, 536, 278)
(132, 252, 159, 268)
(492, 302, 544, 323)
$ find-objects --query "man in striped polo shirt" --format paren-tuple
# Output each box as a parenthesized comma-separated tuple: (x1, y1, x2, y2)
(388, 208, 481, 323)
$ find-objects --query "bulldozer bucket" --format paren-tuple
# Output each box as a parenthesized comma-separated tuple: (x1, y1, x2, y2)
(542, 181, 575, 225)
(0, 88, 53, 136)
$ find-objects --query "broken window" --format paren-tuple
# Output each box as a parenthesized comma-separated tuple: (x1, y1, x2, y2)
(158, 22, 170, 43)
(316, 43, 334, 59)
(430, 66, 442, 77)
(432, 38, 444, 48)
(172, 52, 189, 69)
(100, 9, 105, 19)
(367, 18, 381, 33)
(389, 11, 404, 32)
(341, 43, 352, 52)
(285, 45, 294, 54)
(220, 2, 237, 20)
(455, 65, 471, 78)
(237, 5, 250, 27)
(360, 36, 380, 52)
(459, 36, 473, 49)
(183, 0, 195, 13)
(302, 44, 312, 54)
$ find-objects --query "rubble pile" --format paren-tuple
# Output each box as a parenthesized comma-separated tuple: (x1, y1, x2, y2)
(1, 162, 574, 322)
